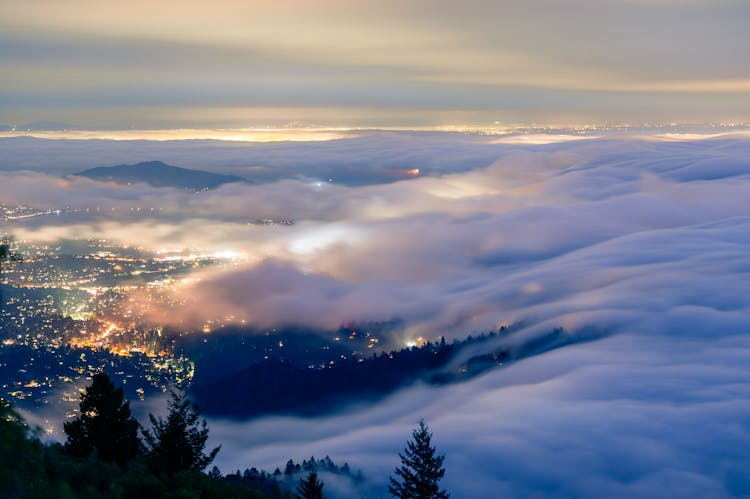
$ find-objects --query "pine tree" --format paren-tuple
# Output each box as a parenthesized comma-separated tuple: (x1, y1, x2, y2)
(1, 399, 48, 498)
(297, 471, 325, 499)
(63, 372, 140, 465)
(209, 465, 222, 479)
(0, 243, 7, 271)
(389, 420, 449, 499)
(285, 458, 296, 476)
(0, 241, 21, 303)
(141, 388, 220, 476)
(0, 241, 22, 268)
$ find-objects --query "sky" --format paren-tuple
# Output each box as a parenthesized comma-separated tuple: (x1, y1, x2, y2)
(4, 132, 750, 497)
(2, 0, 749, 128)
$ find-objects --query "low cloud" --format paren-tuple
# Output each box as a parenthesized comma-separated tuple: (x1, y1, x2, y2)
(208, 330, 750, 498)
(3, 132, 750, 497)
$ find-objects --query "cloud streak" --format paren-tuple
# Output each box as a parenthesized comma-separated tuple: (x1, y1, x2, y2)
(2, 1, 749, 126)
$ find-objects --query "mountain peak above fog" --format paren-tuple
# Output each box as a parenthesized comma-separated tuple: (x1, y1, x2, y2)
(73, 160, 247, 190)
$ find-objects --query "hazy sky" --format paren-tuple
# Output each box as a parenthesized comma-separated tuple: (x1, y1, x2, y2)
(2, 0, 749, 128)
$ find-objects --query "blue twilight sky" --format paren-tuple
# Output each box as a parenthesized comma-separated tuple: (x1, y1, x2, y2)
(1, 0, 749, 128)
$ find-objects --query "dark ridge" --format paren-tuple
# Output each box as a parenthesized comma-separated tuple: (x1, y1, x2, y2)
(176, 319, 406, 386)
(74, 160, 247, 190)
(192, 325, 605, 419)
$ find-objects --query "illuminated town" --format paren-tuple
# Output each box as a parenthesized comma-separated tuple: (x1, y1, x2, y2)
(0, 231, 206, 424)
(0, 202, 391, 432)
(1, 202, 249, 415)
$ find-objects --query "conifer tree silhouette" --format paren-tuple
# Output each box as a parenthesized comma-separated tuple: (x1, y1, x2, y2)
(389, 420, 449, 499)
(297, 470, 325, 499)
(63, 372, 140, 465)
(141, 388, 220, 476)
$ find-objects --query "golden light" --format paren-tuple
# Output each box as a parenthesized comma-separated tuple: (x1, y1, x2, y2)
(99, 322, 119, 341)
(405, 336, 427, 348)
(0, 128, 361, 142)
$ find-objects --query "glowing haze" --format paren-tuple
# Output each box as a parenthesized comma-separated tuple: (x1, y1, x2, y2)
(2, 0, 750, 128)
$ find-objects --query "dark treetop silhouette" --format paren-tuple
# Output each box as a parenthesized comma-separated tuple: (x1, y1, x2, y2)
(296, 470, 325, 499)
(389, 420, 449, 499)
(141, 388, 221, 477)
(63, 372, 141, 465)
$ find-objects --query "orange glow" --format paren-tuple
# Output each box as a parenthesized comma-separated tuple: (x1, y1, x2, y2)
(110, 347, 132, 357)
(407, 168, 420, 176)
(99, 322, 119, 341)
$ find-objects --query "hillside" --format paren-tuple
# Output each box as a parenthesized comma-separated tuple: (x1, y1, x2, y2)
(74, 160, 246, 190)
(192, 325, 603, 419)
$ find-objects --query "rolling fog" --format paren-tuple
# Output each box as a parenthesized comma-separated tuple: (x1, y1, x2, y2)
(2, 131, 750, 497)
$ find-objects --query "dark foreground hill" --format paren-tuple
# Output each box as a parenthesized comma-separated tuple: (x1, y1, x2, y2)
(192, 325, 604, 419)
(74, 160, 246, 190)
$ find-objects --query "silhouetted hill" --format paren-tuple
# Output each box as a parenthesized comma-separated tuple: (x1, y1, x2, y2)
(176, 320, 405, 386)
(192, 325, 604, 419)
(74, 160, 246, 190)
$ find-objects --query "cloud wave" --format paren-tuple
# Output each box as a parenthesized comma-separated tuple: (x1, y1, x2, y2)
(3, 132, 750, 497)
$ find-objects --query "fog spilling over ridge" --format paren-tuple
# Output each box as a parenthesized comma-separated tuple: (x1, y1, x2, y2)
(2, 131, 750, 497)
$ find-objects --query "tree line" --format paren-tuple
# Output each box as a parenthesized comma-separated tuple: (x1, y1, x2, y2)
(1, 372, 449, 498)
(193, 330, 518, 419)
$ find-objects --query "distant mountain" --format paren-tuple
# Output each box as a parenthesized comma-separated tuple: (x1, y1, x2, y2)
(74, 160, 247, 190)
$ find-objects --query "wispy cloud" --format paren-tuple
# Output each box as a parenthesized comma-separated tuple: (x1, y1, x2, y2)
(2, 1, 749, 126)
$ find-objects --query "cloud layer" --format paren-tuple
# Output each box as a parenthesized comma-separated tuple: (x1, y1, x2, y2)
(3, 132, 750, 497)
